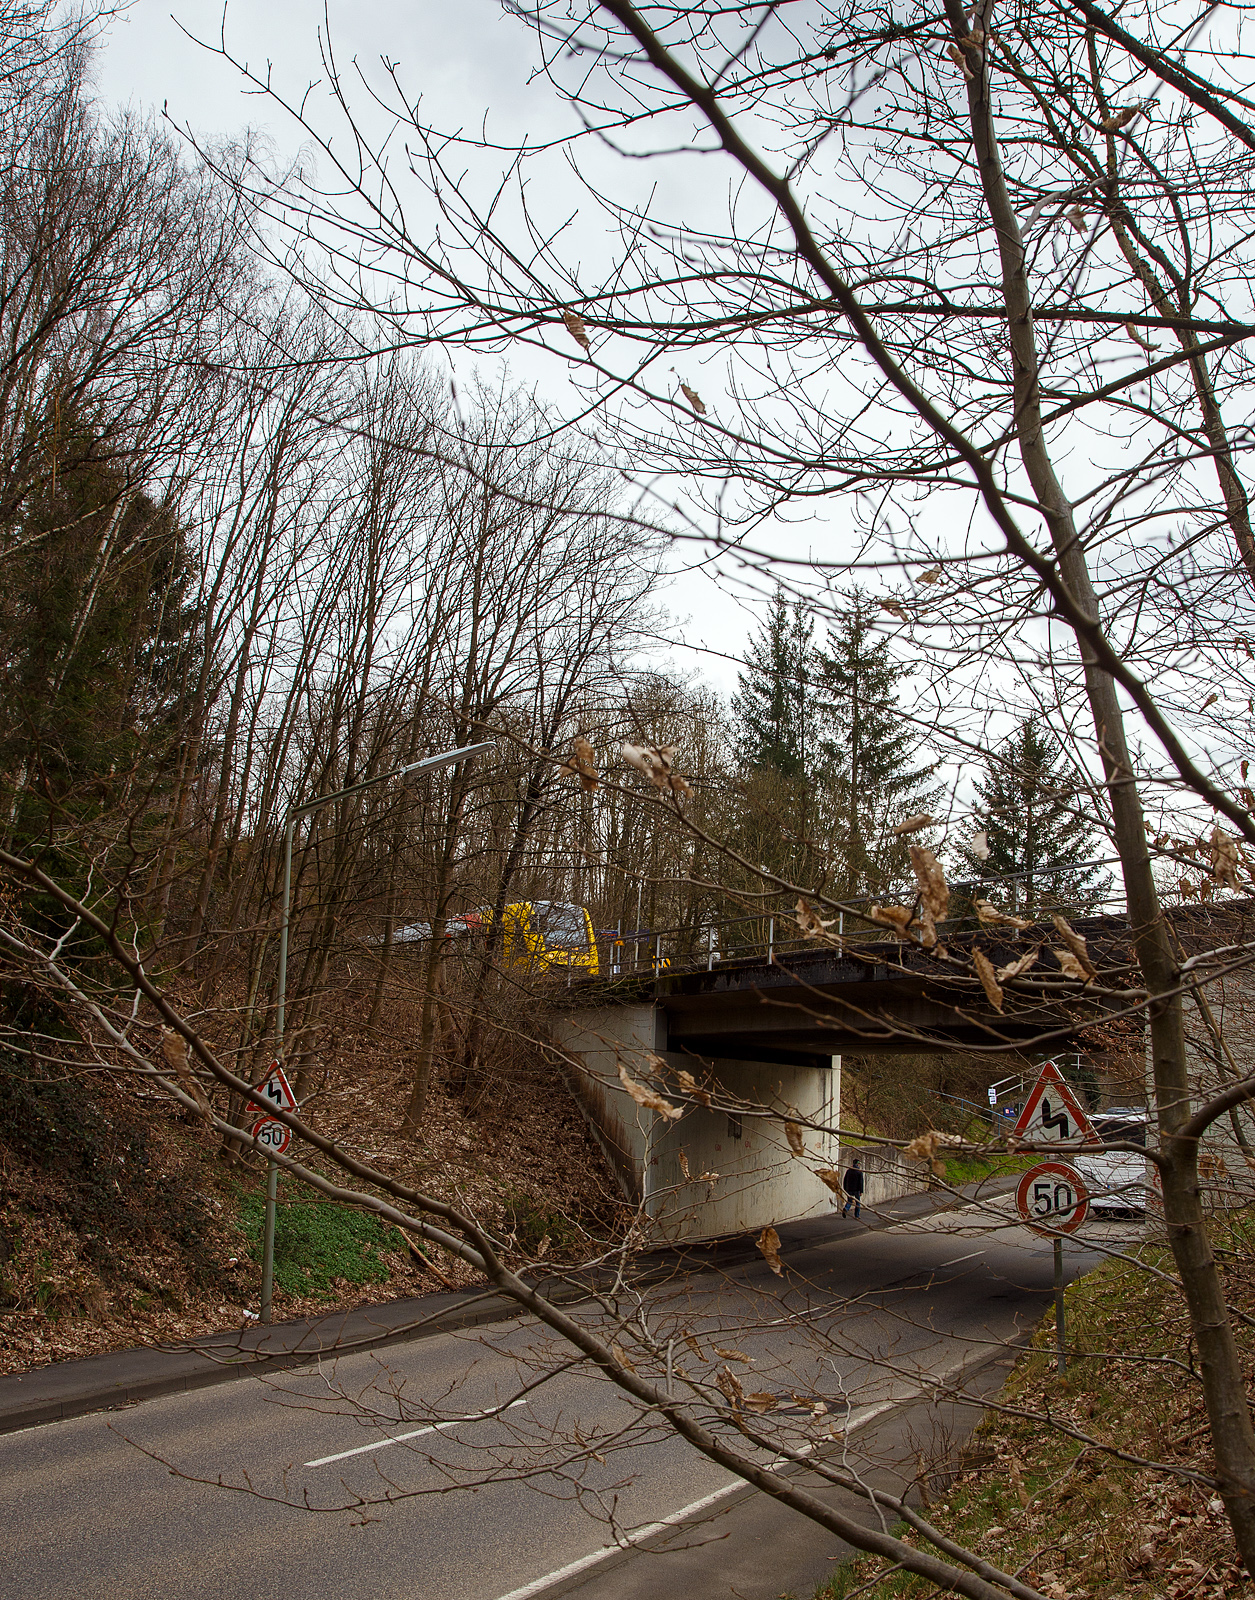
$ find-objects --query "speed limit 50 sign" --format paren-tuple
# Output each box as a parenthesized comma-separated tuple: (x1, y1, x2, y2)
(1016, 1160, 1089, 1235)
(252, 1116, 291, 1155)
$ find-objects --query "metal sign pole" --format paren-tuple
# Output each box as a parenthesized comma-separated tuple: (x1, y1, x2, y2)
(261, 811, 295, 1326)
(1054, 1236, 1066, 1373)
(260, 1158, 279, 1322)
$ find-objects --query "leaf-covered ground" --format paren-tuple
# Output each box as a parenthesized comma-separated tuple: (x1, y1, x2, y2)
(815, 1228, 1255, 1600)
(0, 979, 623, 1374)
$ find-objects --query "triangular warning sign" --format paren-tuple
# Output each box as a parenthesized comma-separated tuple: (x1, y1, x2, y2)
(255, 1061, 297, 1114)
(1011, 1061, 1096, 1147)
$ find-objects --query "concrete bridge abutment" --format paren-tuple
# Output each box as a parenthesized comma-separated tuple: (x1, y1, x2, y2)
(549, 1001, 847, 1242)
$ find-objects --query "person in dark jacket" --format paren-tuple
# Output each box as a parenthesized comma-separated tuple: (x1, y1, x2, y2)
(841, 1157, 864, 1218)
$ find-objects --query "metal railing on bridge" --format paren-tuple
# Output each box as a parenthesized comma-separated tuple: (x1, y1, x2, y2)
(584, 856, 1133, 985)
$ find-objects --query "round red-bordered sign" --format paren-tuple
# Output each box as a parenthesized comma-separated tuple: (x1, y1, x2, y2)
(252, 1116, 291, 1155)
(1016, 1160, 1089, 1235)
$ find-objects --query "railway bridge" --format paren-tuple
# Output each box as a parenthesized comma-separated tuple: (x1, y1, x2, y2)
(547, 906, 1187, 1243)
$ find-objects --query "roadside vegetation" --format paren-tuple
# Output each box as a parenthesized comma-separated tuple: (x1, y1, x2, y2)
(0, 974, 622, 1371)
(818, 1228, 1255, 1600)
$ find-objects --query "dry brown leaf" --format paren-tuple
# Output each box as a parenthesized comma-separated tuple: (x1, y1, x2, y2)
(716, 1367, 745, 1408)
(161, 1029, 210, 1121)
(909, 845, 949, 946)
(618, 1060, 682, 1120)
(893, 813, 933, 835)
(675, 1068, 712, 1107)
(535, 1234, 550, 1258)
(621, 741, 690, 797)
(880, 597, 908, 620)
(678, 1150, 691, 1181)
(562, 734, 599, 792)
(974, 898, 1032, 930)
(679, 381, 706, 416)
(610, 1339, 636, 1371)
(757, 1225, 784, 1276)
(1066, 205, 1087, 233)
(1051, 914, 1096, 977)
(814, 1168, 844, 1195)
(972, 948, 1004, 1013)
(1211, 825, 1240, 889)
(1054, 949, 1089, 979)
(795, 897, 836, 939)
(1101, 105, 1139, 131)
(917, 566, 941, 584)
(562, 309, 591, 351)
(997, 950, 1038, 982)
(684, 1333, 704, 1360)
(714, 1346, 755, 1364)
(904, 1130, 947, 1178)
(869, 903, 915, 937)
(745, 1392, 778, 1413)
(785, 1121, 805, 1156)
(1202, 692, 1219, 710)
(970, 829, 990, 861)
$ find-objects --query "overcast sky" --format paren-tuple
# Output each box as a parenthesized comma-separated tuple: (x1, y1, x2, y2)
(91, 0, 767, 693)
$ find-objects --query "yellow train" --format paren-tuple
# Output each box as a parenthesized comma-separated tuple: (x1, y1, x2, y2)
(477, 900, 600, 977)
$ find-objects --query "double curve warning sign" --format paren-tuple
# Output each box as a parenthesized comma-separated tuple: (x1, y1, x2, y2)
(1011, 1061, 1097, 1148)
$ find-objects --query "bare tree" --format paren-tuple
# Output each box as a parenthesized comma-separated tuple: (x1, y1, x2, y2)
(183, 0, 1255, 1567)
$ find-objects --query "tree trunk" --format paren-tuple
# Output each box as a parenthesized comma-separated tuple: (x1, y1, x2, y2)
(948, 0, 1255, 1559)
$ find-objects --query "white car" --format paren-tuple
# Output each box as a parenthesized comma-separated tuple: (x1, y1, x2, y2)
(1073, 1109, 1151, 1214)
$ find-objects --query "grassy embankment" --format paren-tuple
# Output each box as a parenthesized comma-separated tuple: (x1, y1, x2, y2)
(811, 1223, 1254, 1600)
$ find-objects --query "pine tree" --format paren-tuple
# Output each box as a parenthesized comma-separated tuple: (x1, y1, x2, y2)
(0, 405, 201, 936)
(729, 588, 815, 779)
(958, 719, 1110, 917)
(816, 592, 937, 893)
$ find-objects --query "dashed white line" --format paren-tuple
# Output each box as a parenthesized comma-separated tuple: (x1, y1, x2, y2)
(305, 1397, 529, 1468)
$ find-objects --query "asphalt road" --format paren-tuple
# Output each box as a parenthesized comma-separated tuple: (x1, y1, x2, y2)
(3, 1198, 1139, 1600)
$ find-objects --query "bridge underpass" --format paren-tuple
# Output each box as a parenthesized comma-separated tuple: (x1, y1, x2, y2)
(549, 913, 1138, 1244)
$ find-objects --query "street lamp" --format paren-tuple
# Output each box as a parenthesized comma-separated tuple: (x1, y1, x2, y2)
(259, 739, 495, 1323)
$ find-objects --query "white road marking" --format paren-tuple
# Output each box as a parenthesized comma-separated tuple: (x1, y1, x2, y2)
(305, 1397, 529, 1468)
(937, 1250, 985, 1267)
(485, 1399, 899, 1600)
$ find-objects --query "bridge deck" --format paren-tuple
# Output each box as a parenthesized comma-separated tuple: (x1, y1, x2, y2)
(563, 902, 1252, 1059)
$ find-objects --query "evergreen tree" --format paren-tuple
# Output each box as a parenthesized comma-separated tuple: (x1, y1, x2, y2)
(729, 588, 815, 779)
(958, 719, 1110, 917)
(0, 404, 201, 937)
(816, 592, 937, 893)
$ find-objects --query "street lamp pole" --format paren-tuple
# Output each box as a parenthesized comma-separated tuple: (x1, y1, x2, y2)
(259, 739, 495, 1323)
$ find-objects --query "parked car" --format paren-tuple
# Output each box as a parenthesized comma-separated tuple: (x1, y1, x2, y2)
(1073, 1108, 1151, 1214)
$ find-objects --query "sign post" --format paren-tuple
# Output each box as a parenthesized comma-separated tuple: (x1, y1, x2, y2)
(1016, 1159, 1090, 1374)
(254, 1061, 296, 1325)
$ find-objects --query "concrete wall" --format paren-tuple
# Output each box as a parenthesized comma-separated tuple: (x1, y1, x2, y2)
(549, 1005, 844, 1242)
(833, 1143, 923, 1208)
(1178, 965, 1255, 1213)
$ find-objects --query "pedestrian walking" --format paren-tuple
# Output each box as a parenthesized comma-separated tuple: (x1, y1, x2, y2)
(841, 1157, 864, 1218)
